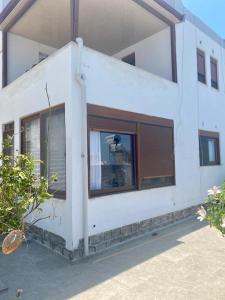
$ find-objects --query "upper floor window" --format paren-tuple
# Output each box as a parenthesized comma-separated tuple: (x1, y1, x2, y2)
(197, 49, 206, 84)
(210, 57, 218, 89)
(122, 53, 136, 66)
(21, 105, 66, 198)
(199, 131, 220, 166)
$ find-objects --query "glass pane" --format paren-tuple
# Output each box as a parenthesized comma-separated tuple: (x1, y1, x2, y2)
(90, 131, 135, 191)
(3, 122, 14, 157)
(24, 118, 40, 175)
(45, 109, 66, 193)
(208, 139, 216, 162)
(197, 52, 205, 75)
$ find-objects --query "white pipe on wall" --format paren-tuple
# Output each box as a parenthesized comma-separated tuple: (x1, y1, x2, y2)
(75, 37, 89, 256)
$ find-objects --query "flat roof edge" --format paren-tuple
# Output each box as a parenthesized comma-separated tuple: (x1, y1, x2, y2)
(153, 0, 184, 21)
(0, 0, 21, 24)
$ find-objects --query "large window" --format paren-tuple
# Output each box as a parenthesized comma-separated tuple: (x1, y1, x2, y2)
(21, 105, 66, 198)
(197, 49, 206, 84)
(210, 57, 218, 89)
(2, 122, 14, 157)
(88, 105, 175, 197)
(199, 131, 220, 166)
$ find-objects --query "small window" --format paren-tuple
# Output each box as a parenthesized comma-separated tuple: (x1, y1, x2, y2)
(199, 131, 220, 166)
(210, 57, 218, 89)
(21, 105, 66, 198)
(90, 131, 136, 195)
(39, 52, 48, 63)
(122, 53, 136, 66)
(197, 49, 206, 84)
(2, 122, 14, 157)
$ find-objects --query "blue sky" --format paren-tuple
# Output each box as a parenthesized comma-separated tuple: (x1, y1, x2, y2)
(182, 0, 225, 38)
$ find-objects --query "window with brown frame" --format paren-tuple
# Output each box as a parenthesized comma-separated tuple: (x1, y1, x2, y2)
(2, 122, 14, 157)
(21, 105, 66, 198)
(88, 104, 175, 197)
(197, 49, 206, 84)
(199, 131, 220, 166)
(210, 57, 218, 89)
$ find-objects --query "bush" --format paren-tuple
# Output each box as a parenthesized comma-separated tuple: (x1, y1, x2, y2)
(0, 137, 53, 236)
(197, 185, 225, 235)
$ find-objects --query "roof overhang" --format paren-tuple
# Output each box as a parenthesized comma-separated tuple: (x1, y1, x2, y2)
(0, 0, 184, 32)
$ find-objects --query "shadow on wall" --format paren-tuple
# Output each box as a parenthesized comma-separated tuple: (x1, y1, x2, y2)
(0, 218, 206, 299)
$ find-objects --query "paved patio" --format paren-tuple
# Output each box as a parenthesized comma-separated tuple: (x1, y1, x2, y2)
(0, 218, 225, 300)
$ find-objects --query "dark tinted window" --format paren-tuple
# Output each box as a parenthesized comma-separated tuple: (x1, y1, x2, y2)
(199, 133, 220, 166)
(197, 49, 206, 84)
(210, 57, 218, 89)
(122, 53, 136, 66)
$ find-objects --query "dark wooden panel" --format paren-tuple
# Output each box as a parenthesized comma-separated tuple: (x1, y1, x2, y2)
(139, 123, 174, 179)
(88, 116, 137, 134)
(199, 130, 219, 138)
(87, 104, 173, 128)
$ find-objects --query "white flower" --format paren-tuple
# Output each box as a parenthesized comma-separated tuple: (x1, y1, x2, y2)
(208, 186, 222, 196)
(197, 206, 207, 221)
(221, 218, 225, 228)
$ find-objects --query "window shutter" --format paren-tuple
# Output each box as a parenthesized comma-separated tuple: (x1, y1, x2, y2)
(139, 123, 175, 189)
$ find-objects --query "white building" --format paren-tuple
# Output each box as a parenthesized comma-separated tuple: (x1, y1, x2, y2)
(0, 0, 224, 259)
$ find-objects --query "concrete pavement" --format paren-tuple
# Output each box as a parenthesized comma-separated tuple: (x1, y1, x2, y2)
(0, 218, 225, 300)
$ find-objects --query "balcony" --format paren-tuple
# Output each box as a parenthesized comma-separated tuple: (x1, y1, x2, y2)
(0, 0, 183, 87)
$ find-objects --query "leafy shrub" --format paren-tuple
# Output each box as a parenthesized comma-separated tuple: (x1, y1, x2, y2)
(0, 137, 53, 235)
(197, 185, 225, 235)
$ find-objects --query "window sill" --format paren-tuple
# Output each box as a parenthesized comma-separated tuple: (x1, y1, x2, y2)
(200, 164, 221, 167)
(50, 191, 66, 200)
(89, 184, 176, 199)
(90, 186, 136, 199)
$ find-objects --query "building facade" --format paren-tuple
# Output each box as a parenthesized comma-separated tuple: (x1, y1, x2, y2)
(0, 0, 224, 258)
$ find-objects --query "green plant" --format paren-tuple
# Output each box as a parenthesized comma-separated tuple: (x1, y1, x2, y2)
(0, 136, 53, 236)
(197, 185, 225, 235)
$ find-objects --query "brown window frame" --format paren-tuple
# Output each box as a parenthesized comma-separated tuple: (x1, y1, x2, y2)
(88, 104, 175, 198)
(210, 57, 219, 90)
(197, 49, 206, 84)
(21, 104, 66, 199)
(199, 130, 220, 166)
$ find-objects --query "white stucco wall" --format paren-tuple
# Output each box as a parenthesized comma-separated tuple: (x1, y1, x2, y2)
(70, 19, 225, 242)
(114, 27, 172, 81)
(0, 43, 76, 250)
(7, 33, 56, 84)
(0, 17, 225, 251)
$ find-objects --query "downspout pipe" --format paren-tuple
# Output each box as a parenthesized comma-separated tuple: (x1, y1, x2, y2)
(75, 37, 89, 257)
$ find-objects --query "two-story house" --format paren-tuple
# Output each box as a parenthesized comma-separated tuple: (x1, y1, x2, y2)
(0, 0, 224, 260)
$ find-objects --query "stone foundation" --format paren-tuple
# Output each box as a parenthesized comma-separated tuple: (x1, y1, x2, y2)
(28, 204, 199, 261)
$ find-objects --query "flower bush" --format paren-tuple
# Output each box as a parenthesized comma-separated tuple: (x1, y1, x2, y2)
(197, 185, 225, 235)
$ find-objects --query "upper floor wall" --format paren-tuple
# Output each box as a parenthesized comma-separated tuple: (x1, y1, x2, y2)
(0, 0, 182, 86)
